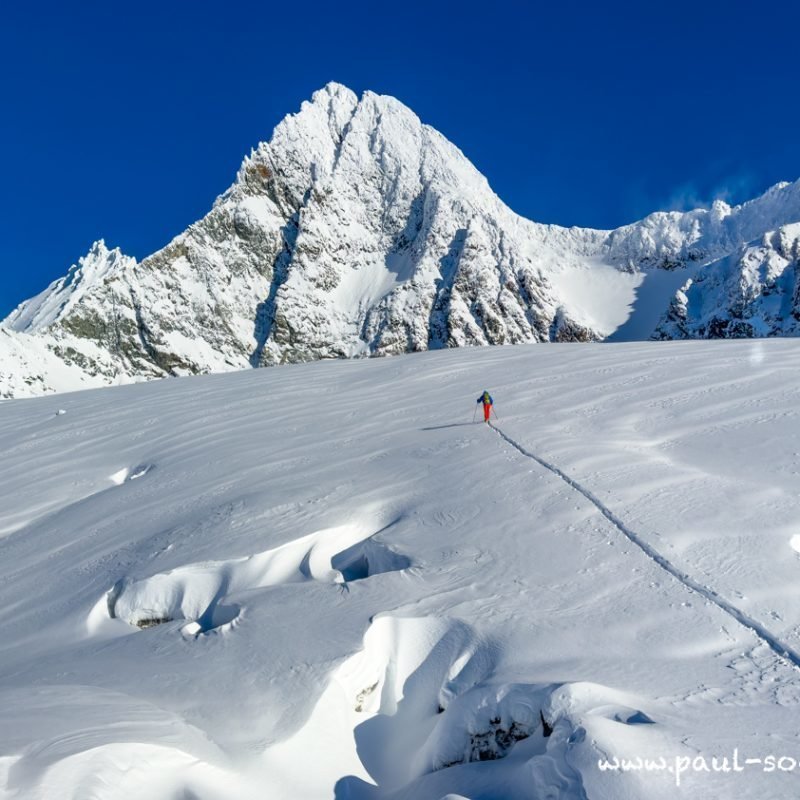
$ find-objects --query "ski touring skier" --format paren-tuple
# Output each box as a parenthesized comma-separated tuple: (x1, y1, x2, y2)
(477, 390, 494, 423)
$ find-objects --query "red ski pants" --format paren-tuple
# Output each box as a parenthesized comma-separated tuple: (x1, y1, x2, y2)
(483, 403, 491, 422)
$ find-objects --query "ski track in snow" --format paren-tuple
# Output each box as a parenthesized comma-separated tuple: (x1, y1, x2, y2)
(488, 421, 800, 672)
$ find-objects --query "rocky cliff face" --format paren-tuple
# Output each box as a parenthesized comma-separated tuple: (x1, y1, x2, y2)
(653, 222, 800, 339)
(3, 83, 800, 398)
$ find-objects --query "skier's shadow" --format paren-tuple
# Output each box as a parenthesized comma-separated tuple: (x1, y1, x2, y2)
(420, 422, 477, 431)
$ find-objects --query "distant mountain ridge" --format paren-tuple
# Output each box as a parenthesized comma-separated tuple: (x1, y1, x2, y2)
(3, 82, 800, 398)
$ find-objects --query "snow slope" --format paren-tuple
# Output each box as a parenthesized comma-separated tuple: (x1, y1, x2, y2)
(3, 83, 800, 398)
(0, 328, 109, 399)
(3, 340, 800, 799)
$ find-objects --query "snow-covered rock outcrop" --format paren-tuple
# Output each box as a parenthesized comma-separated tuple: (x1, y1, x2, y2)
(3, 83, 800, 397)
(4, 240, 136, 334)
(654, 222, 800, 339)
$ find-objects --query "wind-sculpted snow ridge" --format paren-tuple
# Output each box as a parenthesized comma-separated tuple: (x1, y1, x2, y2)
(264, 614, 590, 799)
(94, 521, 410, 636)
(3, 83, 800, 397)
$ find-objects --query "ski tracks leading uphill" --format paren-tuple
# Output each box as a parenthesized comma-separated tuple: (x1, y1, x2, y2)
(487, 421, 800, 672)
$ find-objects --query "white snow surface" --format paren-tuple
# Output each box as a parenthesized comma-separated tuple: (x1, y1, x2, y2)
(3, 340, 800, 799)
(0, 328, 108, 399)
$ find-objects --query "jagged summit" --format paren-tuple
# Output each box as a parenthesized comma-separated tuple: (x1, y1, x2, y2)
(3, 240, 135, 335)
(3, 83, 800, 398)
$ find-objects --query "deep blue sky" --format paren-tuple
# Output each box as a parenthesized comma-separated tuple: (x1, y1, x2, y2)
(2, 0, 799, 316)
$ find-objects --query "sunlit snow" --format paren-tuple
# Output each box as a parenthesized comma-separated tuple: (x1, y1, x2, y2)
(2, 340, 800, 799)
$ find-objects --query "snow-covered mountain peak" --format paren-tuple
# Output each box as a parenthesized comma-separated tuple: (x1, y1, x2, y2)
(227, 83, 494, 212)
(3, 239, 135, 334)
(3, 83, 800, 398)
(314, 80, 358, 102)
(605, 177, 800, 269)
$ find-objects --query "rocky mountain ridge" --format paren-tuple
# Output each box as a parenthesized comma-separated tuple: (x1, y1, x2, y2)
(3, 82, 800, 398)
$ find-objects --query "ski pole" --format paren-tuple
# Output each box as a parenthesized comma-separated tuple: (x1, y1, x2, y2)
(492, 407, 499, 421)
(472, 405, 478, 423)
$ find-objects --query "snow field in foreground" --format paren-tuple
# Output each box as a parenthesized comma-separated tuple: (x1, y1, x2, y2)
(3, 340, 800, 799)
